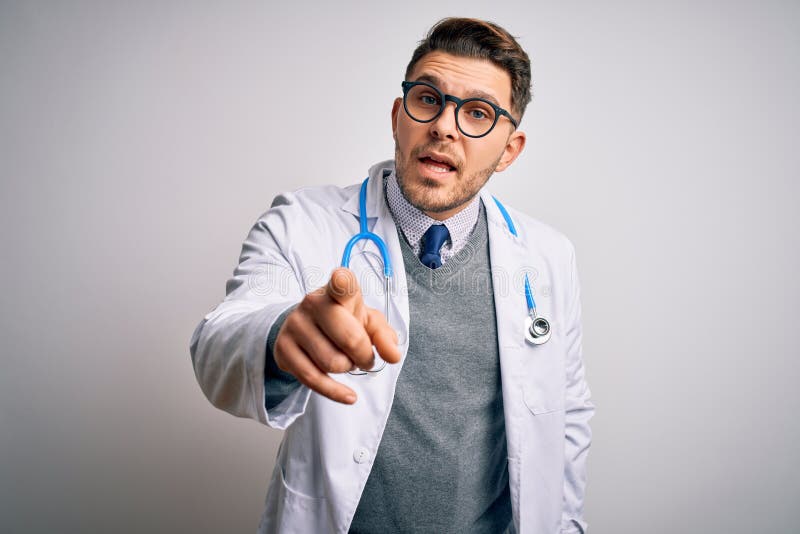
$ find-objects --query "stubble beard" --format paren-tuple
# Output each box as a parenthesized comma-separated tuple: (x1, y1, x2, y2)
(393, 139, 501, 215)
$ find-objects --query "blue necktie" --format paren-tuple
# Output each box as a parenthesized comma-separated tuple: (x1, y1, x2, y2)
(419, 224, 450, 269)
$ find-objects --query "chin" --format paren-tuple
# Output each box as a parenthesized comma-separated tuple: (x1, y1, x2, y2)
(408, 185, 461, 214)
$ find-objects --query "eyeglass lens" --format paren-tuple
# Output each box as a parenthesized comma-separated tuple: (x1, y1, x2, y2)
(405, 83, 498, 137)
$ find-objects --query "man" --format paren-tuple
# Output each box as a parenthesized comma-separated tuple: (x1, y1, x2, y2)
(191, 17, 593, 534)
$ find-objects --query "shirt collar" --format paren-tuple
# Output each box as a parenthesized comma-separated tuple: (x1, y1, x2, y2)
(384, 169, 481, 256)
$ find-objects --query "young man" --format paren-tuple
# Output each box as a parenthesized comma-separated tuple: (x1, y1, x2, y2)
(191, 17, 593, 534)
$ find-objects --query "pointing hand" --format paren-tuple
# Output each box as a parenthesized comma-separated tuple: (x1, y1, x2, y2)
(273, 268, 401, 404)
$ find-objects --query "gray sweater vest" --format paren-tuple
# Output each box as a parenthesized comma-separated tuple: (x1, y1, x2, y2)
(349, 202, 511, 533)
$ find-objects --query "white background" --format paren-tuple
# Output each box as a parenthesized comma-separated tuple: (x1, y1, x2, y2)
(1, 1, 798, 533)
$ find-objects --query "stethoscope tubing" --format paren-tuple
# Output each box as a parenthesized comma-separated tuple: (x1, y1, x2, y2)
(341, 179, 393, 278)
(341, 177, 552, 373)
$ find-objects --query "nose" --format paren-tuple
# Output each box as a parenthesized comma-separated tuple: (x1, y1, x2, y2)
(428, 101, 460, 141)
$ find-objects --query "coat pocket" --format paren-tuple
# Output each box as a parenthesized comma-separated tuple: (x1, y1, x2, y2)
(523, 385, 564, 415)
(269, 465, 331, 534)
(520, 330, 566, 416)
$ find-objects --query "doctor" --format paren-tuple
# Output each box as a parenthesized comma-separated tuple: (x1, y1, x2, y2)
(191, 17, 593, 534)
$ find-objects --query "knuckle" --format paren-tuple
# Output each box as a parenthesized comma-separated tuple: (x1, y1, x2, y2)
(339, 329, 365, 355)
(304, 337, 337, 372)
(282, 312, 300, 332)
(313, 347, 335, 373)
(273, 337, 289, 365)
(275, 356, 291, 374)
(352, 348, 374, 368)
(274, 354, 288, 372)
(328, 355, 353, 374)
(298, 294, 317, 313)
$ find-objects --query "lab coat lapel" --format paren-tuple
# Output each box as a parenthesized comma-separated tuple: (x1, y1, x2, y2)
(482, 188, 528, 352)
(481, 188, 536, 531)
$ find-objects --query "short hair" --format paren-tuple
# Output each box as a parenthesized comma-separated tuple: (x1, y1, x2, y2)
(405, 17, 533, 121)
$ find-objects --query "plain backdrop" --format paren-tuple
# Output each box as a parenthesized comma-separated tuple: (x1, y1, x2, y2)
(1, 1, 798, 533)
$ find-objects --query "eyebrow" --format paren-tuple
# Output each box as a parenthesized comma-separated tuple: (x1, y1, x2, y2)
(412, 74, 502, 107)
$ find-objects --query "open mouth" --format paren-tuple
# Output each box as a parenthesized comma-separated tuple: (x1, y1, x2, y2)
(418, 156, 456, 174)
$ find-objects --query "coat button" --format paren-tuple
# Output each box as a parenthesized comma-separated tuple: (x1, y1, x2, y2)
(353, 447, 370, 464)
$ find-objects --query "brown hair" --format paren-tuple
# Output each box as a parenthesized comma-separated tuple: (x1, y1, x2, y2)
(405, 17, 532, 121)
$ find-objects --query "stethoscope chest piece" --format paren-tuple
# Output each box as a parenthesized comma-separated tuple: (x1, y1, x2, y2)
(525, 312, 551, 345)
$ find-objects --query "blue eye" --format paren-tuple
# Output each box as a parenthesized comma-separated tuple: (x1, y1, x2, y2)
(461, 100, 495, 123)
(420, 93, 440, 106)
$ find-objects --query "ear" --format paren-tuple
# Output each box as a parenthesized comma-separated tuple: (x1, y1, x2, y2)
(391, 97, 402, 136)
(494, 130, 526, 172)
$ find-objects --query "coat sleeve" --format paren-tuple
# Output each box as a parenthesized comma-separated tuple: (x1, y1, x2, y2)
(189, 192, 312, 429)
(560, 242, 595, 533)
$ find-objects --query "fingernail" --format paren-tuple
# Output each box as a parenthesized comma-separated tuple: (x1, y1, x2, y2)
(345, 394, 357, 404)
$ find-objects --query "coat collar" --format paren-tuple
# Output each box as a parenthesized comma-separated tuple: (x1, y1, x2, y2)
(340, 160, 393, 220)
(340, 159, 525, 250)
(338, 159, 534, 351)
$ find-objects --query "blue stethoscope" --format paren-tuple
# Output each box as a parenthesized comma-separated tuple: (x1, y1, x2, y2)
(341, 178, 551, 374)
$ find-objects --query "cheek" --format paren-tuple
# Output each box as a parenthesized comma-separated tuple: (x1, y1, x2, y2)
(463, 142, 501, 172)
(394, 121, 418, 153)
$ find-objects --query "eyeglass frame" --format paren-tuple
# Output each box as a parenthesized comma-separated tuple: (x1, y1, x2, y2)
(401, 80, 519, 138)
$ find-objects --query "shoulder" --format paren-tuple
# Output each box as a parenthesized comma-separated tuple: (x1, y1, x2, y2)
(255, 182, 359, 226)
(269, 183, 357, 212)
(244, 182, 359, 247)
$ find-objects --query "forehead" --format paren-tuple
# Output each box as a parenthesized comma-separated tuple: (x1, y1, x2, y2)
(407, 51, 513, 107)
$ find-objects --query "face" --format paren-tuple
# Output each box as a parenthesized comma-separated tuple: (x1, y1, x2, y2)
(391, 51, 526, 220)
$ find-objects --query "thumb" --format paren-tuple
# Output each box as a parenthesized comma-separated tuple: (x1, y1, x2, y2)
(327, 267, 364, 314)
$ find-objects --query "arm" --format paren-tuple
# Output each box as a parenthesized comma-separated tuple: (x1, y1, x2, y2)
(190, 192, 401, 425)
(561, 243, 595, 533)
(189, 192, 311, 429)
(264, 304, 300, 410)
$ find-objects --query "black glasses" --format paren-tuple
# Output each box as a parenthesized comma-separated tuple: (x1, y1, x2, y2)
(401, 80, 518, 138)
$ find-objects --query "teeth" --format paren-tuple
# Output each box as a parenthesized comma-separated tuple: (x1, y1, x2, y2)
(424, 161, 451, 173)
(422, 156, 452, 173)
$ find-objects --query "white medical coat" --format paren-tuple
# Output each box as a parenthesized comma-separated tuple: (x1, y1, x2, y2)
(190, 161, 594, 534)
